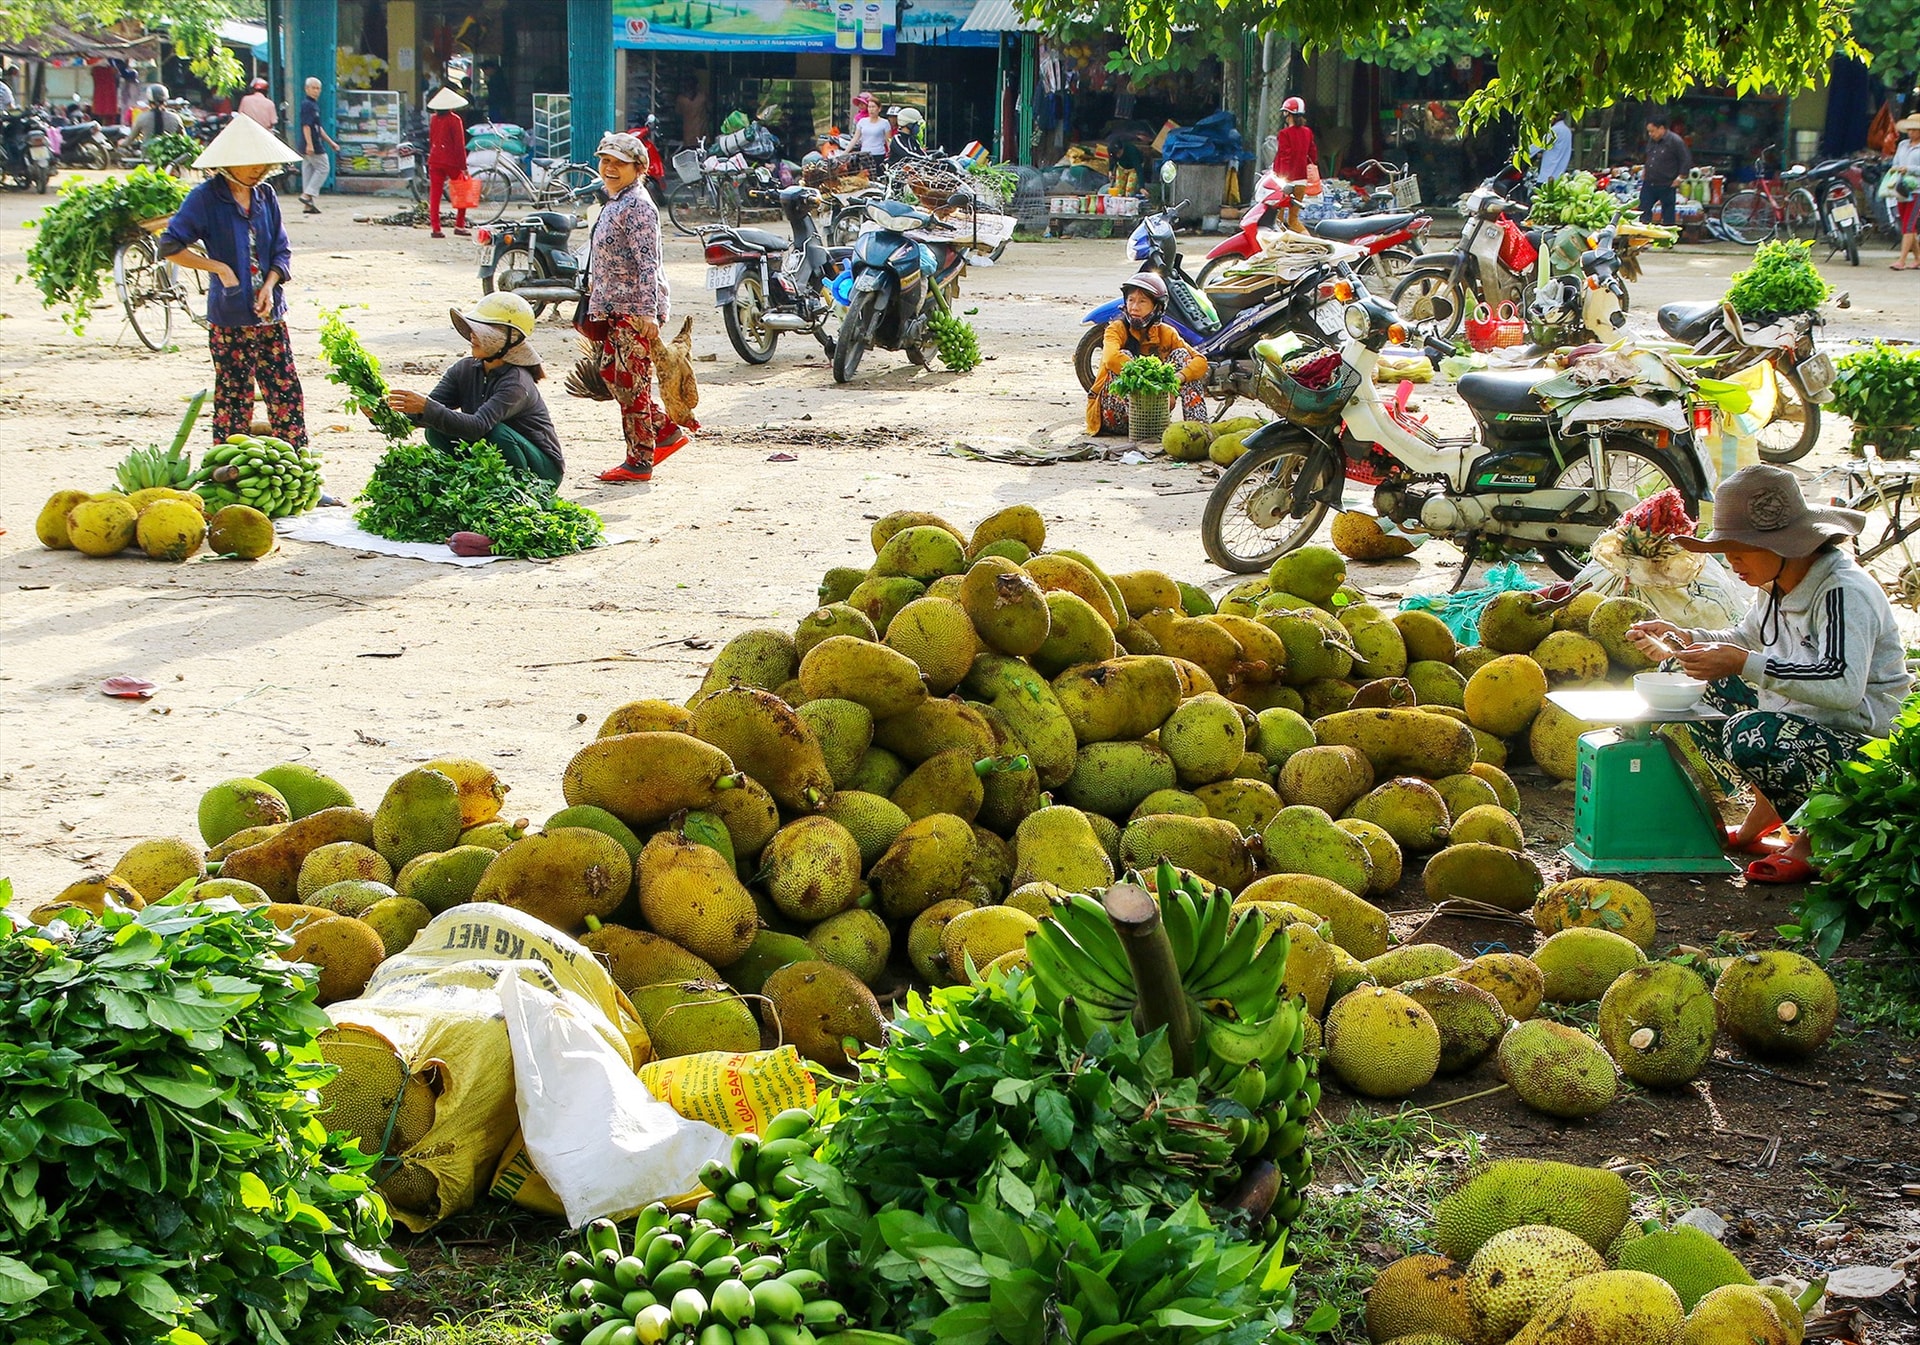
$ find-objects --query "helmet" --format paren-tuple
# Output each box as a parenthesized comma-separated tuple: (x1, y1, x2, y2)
(454, 292, 537, 340)
(1281, 96, 1305, 116)
(147, 84, 169, 106)
(1119, 272, 1169, 329)
(891, 106, 924, 128)
(249, 78, 269, 91)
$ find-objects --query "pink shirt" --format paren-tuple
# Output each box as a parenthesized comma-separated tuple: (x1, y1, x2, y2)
(239, 91, 276, 129)
(588, 183, 670, 321)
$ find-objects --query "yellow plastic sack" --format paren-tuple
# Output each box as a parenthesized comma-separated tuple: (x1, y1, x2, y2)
(323, 903, 650, 1232)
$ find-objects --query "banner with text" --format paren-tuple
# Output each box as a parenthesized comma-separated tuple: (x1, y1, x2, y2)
(612, 0, 897, 53)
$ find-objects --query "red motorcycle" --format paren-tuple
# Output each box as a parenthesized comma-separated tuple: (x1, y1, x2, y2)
(627, 113, 668, 201)
(1197, 166, 1430, 287)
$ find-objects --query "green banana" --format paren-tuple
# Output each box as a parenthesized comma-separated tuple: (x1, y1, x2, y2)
(740, 1256, 784, 1285)
(684, 1228, 733, 1266)
(695, 1197, 735, 1226)
(699, 1326, 735, 1345)
(1190, 906, 1265, 999)
(762, 1108, 815, 1143)
(749, 1278, 805, 1325)
(800, 1300, 848, 1333)
(652, 1260, 702, 1298)
(711, 1278, 757, 1329)
(623, 1289, 660, 1317)
(752, 1137, 811, 1179)
(775, 1269, 827, 1297)
(730, 1133, 762, 1174)
(725, 1181, 758, 1214)
(734, 1327, 771, 1345)
(1164, 885, 1200, 976)
(644, 1233, 686, 1278)
(699, 1159, 737, 1193)
(558, 1251, 594, 1279)
(581, 1321, 632, 1345)
(670, 1287, 709, 1329)
(701, 1255, 742, 1283)
(634, 1304, 675, 1345)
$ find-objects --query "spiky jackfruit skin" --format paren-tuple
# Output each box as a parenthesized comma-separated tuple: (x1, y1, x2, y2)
(1422, 843, 1544, 912)
(1360, 943, 1465, 988)
(1363, 1254, 1474, 1344)
(1597, 963, 1716, 1087)
(1532, 878, 1657, 950)
(1505, 1270, 1685, 1345)
(1615, 1224, 1756, 1311)
(1532, 927, 1648, 1004)
(1477, 592, 1554, 654)
(762, 960, 886, 1069)
(1324, 986, 1441, 1098)
(1400, 976, 1511, 1075)
(1238, 874, 1389, 959)
(1466, 1224, 1608, 1343)
(1498, 1019, 1620, 1119)
(1263, 804, 1375, 897)
(1673, 1284, 1793, 1345)
(1712, 950, 1839, 1058)
(477, 827, 635, 935)
(1432, 1160, 1632, 1262)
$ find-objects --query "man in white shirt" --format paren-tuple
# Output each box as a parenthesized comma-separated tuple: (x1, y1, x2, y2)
(0, 66, 19, 112)
(1539, 113, 1573, 182)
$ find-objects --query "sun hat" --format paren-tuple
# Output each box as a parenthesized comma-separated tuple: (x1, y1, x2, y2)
(428, 86, 469, 111)
(1897, 115, 1920, 133)
(451, 294, 541, 368)
(595, 131, 646, 164)
(1674, 464, 1865, 557)
(192, 115, 301, 169)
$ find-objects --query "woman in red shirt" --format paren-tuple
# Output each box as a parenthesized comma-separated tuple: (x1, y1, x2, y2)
(1271, 96, 1318, 181)
(427, 85, 469, 238)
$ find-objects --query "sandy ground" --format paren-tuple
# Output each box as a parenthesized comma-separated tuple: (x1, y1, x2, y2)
(1, 174, 1916, 901)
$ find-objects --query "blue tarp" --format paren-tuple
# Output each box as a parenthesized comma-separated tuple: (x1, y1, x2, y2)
(1159, 110, 1251, 165)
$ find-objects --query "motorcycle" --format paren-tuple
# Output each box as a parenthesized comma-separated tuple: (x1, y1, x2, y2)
(0, 109, 55, 192)
(1200, 285, 1714, 579)
(1195, 168, 1431, 287)
(1654, 297, 1838, 465)
(705, 184, 850, 364)
(475, 187, 600, 317)
(831, 197, 970, 383)
(49, 107, 114, 169)
(1525, 213, 1634, 346)
(626, 113, 668, 201)
(1793, 156, 1866, 266)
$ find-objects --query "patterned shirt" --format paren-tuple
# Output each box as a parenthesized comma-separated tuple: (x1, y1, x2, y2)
(589, 183, 670, 322)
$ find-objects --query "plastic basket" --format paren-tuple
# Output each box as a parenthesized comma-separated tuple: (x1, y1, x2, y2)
(1390, 173, 1422, 209)
(1259, 356, 1360, 426)
(1129, 391, 1174, 442)
(673, 149, 703, 184)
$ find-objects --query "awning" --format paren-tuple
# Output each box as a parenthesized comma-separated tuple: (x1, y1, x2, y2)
(959, 0, 1038, 33)
(217, 20, 269, 47)
(0, 21, 161, 61)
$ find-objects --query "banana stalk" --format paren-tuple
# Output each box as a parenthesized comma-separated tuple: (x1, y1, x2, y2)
(1102, 881, 1194, 1076)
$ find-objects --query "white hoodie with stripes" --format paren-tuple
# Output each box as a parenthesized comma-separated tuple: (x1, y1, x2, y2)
(1685, 547, 1912, 739)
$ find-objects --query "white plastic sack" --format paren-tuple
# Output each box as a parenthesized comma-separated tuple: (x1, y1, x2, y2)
(499, 969, 732, 1229)
(1573, 533, 1752, 631)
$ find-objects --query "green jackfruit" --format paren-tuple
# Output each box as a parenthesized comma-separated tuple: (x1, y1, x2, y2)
(1463, 654, 1550, 738)
(1589, 596, 1659, 671)
(1132, 788, 1208, 819)
(1533, 630, 1610, 684)
(762, 960, 886, 1068)
(760, 816, 863, 924)
(1498, 1018, 1620, 1118)
(969, 503, 1046, 556)
(1347, 777, 1452, 851)
(906, 899, 978, 984)
(820, 790, 911, 867)
(818, 565, 868, 605)
(1334, 817, 1403, 896)
(1250, 706, 1317, 767)
(1478, 591, 1556, 654)
(942, 905, 1040, 980)
(960, 655, 1078, 789)
(1268, 544, 1347, 603)
(1615, 1225, 1754, 1312)
(1324, 986, 1441, 1098)
(806, 908, 892, 986)
(1193, 778, 1283, 833)
(691, 628, 799, 704)
(1394, 610, 1459, 665)
(846, 575, 928, 634)
(1159, 692, 1247, 785)
(1030, 591, 1118, 678)
(305, 879, 397, 916)
(1598, 962, 1716, 1087)
(217, 808, 377, 905)
(1263, 609, 1354, 685)
(255, 763, 356, 819)
(1362, 942, 1465, 987)
(885, 596, 981, 693)
(1238, 873, 1390, 959)
(795, 603, 881, 663)
(1422, 843, 1544, 912)
(890, 747, 989, 822)
(1533, 926, 1647, 1003)
(692, 685, 834, 812)
(1050, 655, 1184, 744)
(361, 895, 434, 956)
(1433, 1159, 1632, 1261)
(1448, 804, 1524, 850)
(723, 929, 817, 995)
(476, 827, 633, 933)
(1277, 745, 1375, 816)
(1119, 813, 1256, 891)
(635, 830, 759, 966)
(1673, 1285, 1792, 1345)
(393, 845, 496, 913)
(844, 746, 910, 797)
(1012, 806, 1115, 893)
(1712, 950, 1838, 1058)
(1262, 804, 1373, 896)
(1314, 708, 1477, 779)
(788, 698, 874, 791)
(1025, 554, 1121, 628)
(369, 769, 467, 870)
(1400, 975, 1510, 1074)
(1059, 740, 1178, 817)
(1457, 952, 1547, 1021)
(198, 777, 293, 847)
(564, 732, 743, 829)
(1532, 878, 1655, 949)
(799, 635, 930, 719)
(874, 524, 968, 582)
(1364, 1254, 1475, 1345)
(111, 837, 205, 904)
(1466, 1225, 1608, 1343)
(869, 814, 975, 921)
(1506, 1270, 1685, 1345)
(960, 555, 1050, 656)
(1408, 659, 1468, 708)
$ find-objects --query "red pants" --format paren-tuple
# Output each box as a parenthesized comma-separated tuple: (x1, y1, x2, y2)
(429, 166, 467, 232)
(593, 315, 682, 471)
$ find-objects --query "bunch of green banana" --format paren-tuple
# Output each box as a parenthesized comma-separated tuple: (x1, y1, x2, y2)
(545, 1198, 881, 1345)
(113, 388, 207, 491)
(692, 1107, 823, 1237)
(192, 433, 323, 518)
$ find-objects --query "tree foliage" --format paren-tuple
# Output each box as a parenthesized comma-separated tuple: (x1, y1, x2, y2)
(1017, 0, 1856, 132)
(0, 0, 246, 90)
(1847, 0, 1919, 91)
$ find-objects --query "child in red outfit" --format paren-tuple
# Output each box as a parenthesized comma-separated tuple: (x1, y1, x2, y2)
(426, 85, 469, 238)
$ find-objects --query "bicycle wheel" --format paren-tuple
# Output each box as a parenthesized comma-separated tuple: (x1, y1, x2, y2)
(1201, 439, 1341, 573)
(1538, 438, 1700, 579)
(666, 180, 719, 236)
(1754, 363, 1820, 465)
(472, 166, 521, 225)
(114, 235, 173, 351)
(547, 164, 603, 221)
(1848, 474, 1920, 608)
(1718, 190, 1769, 245)
(1785, 187, 1818, 240)
(717, 179, 743, 229)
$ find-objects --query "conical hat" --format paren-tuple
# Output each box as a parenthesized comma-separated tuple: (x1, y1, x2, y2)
(428, 86, 469, 111)
(193, 114, 302, 169)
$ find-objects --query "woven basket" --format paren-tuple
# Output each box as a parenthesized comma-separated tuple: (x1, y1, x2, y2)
(1129, 391, 1174, 443)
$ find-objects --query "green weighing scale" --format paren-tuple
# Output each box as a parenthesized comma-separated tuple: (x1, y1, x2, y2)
(1551, 690, 1741, 875)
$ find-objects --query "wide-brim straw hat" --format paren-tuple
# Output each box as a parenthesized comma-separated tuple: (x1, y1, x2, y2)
(428, 86, 469, 111)
(193, 115, 301, 169)
(1897, 114, 1920, 133)
(1675, 464, 1865, 557)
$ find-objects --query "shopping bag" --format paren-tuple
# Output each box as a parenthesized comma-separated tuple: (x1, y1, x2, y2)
(1464, 302, 1501, 352)
(1303, 162, 1323, 197)
(449, 174, 481, 210)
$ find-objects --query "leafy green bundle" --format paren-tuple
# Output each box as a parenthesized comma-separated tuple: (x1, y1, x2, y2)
(1527, 170, 1619, 231)
(318, 308, 417, 440)
(1828, 341, 1920, 439)
(1109, 354, 1183, 398)
(1723, 239, 1832, 321)
(143, 131, 204, 171)
(0, 891, 399, 1345)
(1790, 694, 1920, 956)
(23, 168, 187, 332)
(355, 438, 605, 558)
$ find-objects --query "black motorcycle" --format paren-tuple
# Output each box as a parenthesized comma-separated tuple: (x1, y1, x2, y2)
(704, 184, 850, 364)
(1655, 297, 1836, 465)
(50, 108, 114, 168)
(1, 109, 55, 193)
(832, 197, 970, 382)
(476, 188, 600, 317)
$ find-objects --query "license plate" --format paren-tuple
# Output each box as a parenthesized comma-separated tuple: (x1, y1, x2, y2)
(1831, 202, 1858, 229)
(705, 264, 743, 289)
(1796, 351, 1835, 395)
(1313, 300, 1344, 335)
(30, 148, 50, 165)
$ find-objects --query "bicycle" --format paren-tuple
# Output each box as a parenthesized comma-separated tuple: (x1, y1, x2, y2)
(1813, 447, 1920, 612)
(469, 154, 601, 226)
(667, 145, 784, 236)
(1718, 147, 1819, 246)
(112, 221, 208, 352)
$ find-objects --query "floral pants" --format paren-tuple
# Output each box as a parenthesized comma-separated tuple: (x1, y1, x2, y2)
(595, 315, 682, 472)
(1680, 678, 1869, 822)
(1089, 347, 1209, 435)
(209, 321, 308, 448)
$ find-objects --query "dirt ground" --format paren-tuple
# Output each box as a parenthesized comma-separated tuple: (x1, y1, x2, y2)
(2, 175, 1917, 1338)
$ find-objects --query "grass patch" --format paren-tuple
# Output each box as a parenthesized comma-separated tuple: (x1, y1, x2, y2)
(1287, 1103, 1484, 1343)
(354, 1209, 565, 1345)
(1832, 954, 1920, 1038)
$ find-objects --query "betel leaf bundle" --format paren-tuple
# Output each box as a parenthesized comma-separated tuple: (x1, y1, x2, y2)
(318, 307, 417, 440)
(23, 167, 188, 332)
(1109, 354, 1184, 398)
(355, 438, 604, 558)
(0, 891, 400, 1345)
(1723, 239, 1832, 321)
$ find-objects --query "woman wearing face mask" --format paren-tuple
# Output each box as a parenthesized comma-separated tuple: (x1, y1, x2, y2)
(1625, 466, 1912, 884)
(159, 116, 309, 446)
(1085, 273, 1209, 435)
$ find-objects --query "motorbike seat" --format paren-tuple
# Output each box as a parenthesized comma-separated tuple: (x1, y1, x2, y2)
(530, 210, 577, 233)
(1309, 212, 1416, 240)
(734, 227, 792, 252)
(1656, 300, 1721, 343)
(1456, 369, 1554, 418)
(1809, 158, 1852, 177)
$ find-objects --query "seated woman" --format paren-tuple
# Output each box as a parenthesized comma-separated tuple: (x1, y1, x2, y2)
(1086, 273, 1209, 436)
(384, 293, 565, 484)
(1627, 465, 1912, 884)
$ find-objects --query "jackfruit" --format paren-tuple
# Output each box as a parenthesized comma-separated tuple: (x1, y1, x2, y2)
(1334, 817, 1403, 896)
(871, 697, 999, 764)
(1449, 805, 1524, 850)
(1672, 1284, 1791, 1345)
(1262, 804, 1374, 896)
(1597, 962, 1716, 1087)
(297, 841, 394, 900)
(205, 504, 275, 558)
(1250, 706, 1318, 767)
(969, 503, 1046, 556)
(942, 905, 1040, 979)
(129, 496, 204, 560)
(1277, 745, 1376, 816)
(956, 555, 1048, 656)
(762, 960, 886, 1069)
(1341, 607, 1410, 680)
(844, 746, 910, 797)
(372, 768, 465, 869)
(1532, 878, 1656, 950)
(1132, 788, 1207, 820)
(1279, 921, 1337, 1015)
(475, 827, 634, 933)
(66, 495, 138, 555)
(1533, 927, 1647, 1003)
(1586, 595, 1659, 671)
(760, 816, 864, 924)
(1464, 654, 1550, 738)
(819, 790, 910, 868)
(1047, 548, 1131, 626)
(691, 628, 799, 703)
(1112, 570, 1183, 618)
(1615, 1224, 1755, 1312)
(1151, 693, 1243, 786)
(207, 821, 287, 860)
(198, 777, 293, 847)
(870, 814, 975, 920)
(1427, 773, 1496, 822)
(1146, 615, 1243, 689)
(1268, 544, 1347, 603)
(1506, 1269, 1686, 1344)
(1532, 631, 1610, 684)
(1324, 986, 1441, 1098)
(1525, 695, 1606, 782)
(1263, 609, 1354, 684)
(564, 732, 743, 828)
(362, 895, 434, 955)
(1478, 591, 1555, 654)
(415, 758, 508, 830)
(723, 929, 817, 995)
(1408, 660, 1468, 708)
(1060, 740, 1178, 817)
(1347, 777, 1452, 851)
(1192, 778, 1282, 834)
(1025, 554, 1121, 628)
(1211, 614, 1289, 682)
(283, 912, 386, 1005)
(307, 879, 398, 916)
(583, 923, 715, 994)
(1239, 873, 1390, 959)
(1315, 708, 1477, 779)
(1120, 813, 1256, 891)
(1362, 943, 1465, 987)
(1498, 1018, 1620, 1118)
(890, 747, 989, 822)
(1332, 510, 1419, 561)
(544, 805, 644, 863)
(218, 807, 377, 904)
(35, 489, 93, 548)
(394, 845, 497, 913)
(1207, 430, 1250, 465)
(1400, 975, 1511, 1074)
(1048, 656, 1183, 745)
(1021, 591, 1113, 678)
(38, 872, 145, 922)
(1712, 951, 1838, 1058)
(1364, 1254, 1474, 1344)
(636, 979, 763, 1059)
(636, 830, 759, 965)
(798, 635, 930, 719)
(702, 771, 782, 860)
(316, 1027, 437, 1164)
(112, 836, 205, 903)
(883, 596, 982, 693)
(1011, 806, 1115, 892)
(254, 763, 355, 820)
(1423, 843, 1544, 912)
(1433, 1159, 1633, 1261)
(599, 698, 698, 738)
(870, 509, 964, 553)
(1457, 952, 1547, 1021)
(1466, 1224, 1609, 1343)
(806, 908, 892, 986)
(904, 899, 976, 984)
(818, 565, 868, 604)
(1298, 677, 1360, 719)
(689, 685, 832, 813)
(1395, 610, 1459, 665)
(874, 524, 968, 583)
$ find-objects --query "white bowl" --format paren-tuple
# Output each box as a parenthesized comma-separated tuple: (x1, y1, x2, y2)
(1635, 671, 1706, 711)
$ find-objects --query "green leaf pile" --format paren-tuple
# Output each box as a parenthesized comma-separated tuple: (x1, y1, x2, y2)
(0, 892, 400, 1345)
(1827, 341, 1920, 436)
(1791, 694, 1920, 957)
(1527, 170, 1619, 231)
(355, 438, 605, 558)
(143, 132, 204, 171)
(21, 168, 187, 333)
(318, 308, 417, 441)
(1723, 239, 1832, 322)
(1109, 354, 1184, 399)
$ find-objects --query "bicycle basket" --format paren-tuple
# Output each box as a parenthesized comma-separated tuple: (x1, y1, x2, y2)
(1390, 172, 1422, 209)
(673, 149, 703, 184)
(1257, 348, 1360, 426)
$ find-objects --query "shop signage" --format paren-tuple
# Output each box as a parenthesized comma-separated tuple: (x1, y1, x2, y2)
(611, 0, 898, 53)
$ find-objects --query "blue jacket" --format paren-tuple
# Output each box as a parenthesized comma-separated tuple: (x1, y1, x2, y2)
(161, 177, 293, 328)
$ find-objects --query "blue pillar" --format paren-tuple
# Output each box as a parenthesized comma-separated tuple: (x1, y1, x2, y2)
(286, 0, 338, 186)
(569, 0, 616, 159)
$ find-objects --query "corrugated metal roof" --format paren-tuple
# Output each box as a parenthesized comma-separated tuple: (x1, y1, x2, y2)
(959, 0, 1038, 33)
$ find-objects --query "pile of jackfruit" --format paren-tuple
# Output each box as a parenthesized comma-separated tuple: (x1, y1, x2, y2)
(35, 485, 276, 561)
(1162, 415, 1266, 465)
(1363, 1158, 1817, 1344)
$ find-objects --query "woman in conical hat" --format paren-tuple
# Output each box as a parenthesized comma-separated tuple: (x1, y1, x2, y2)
(159, 116, 310, 447)
(426, 83, 471, 238)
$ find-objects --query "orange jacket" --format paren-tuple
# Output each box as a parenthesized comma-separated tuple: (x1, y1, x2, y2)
(1092, 319, 1207, 392)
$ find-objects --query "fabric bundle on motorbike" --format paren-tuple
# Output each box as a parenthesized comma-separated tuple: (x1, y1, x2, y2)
(1570, 488, 1750, 629)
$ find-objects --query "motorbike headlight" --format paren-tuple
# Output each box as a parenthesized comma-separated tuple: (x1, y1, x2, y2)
(1344, 305, 1371, 340)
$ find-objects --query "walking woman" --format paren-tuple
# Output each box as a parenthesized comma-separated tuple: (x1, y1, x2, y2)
(1885, 114, 1920, 271)
(426, 84, 470, 238)
(582, 131, 687, 484)
(159, 116, 309, 447)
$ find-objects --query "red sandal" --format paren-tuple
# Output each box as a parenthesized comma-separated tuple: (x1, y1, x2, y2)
(1724, 825, 1786, 855)
(1744, 853, 1815, 885)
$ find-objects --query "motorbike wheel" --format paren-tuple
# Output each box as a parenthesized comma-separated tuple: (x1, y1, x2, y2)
(1754, 363, 1821, 465)
(723, 272, 780, 364)
(1536, 437, 1701, 579)
(1194, 253, 1239, 288)
(82, 141, 109, 170)
(1844, 233, 1861, 267)
(1391, 264, 1469, 340)
(1072, 325, 1104, 392)
(483, 247, 548, 317)
(828, 203, 868, 247)
(31, 166, 50, 194)
(1358, 247, 1417, 287)
(833, 288, 877, 383)
(1200, 438, 1341, 573)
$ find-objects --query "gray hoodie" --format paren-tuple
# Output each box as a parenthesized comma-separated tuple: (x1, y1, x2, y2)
(1687, 547, 1911, 738)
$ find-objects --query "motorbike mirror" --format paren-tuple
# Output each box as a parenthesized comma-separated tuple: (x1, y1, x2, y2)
(1160, 160, 1178, 185)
